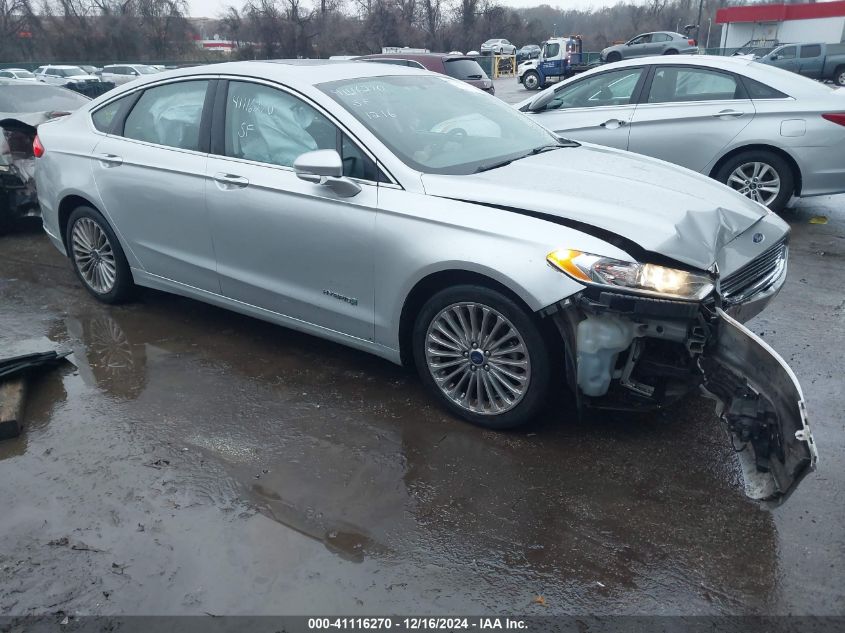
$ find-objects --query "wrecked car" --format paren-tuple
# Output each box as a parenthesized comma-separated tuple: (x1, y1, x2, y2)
(34, 61, 817, 504)
(1, 79, 88, 233)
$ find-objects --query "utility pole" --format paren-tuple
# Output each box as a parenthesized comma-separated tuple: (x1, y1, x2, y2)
(695, 0, 704, 47)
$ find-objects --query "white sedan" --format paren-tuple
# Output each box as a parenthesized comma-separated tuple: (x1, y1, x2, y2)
(517, 55, 845, 212)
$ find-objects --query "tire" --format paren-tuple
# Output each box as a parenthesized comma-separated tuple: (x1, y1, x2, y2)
(834, 65, 845, 87)
(65, 205, 135, 303)
(664, 48, 679, 55)
(606, 52, 621, 63)
(0, 193, 11, 236)
(523, 70, 541, 90)
(413, 285, 553, 429)
(715, 150, 795, 213)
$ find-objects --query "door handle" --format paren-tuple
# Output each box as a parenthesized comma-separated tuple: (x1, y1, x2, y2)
(712, 110, 745, 118)
(600, 119, 627, 129)
(213, 173, 249, 189)
(97, 153, 122, 167)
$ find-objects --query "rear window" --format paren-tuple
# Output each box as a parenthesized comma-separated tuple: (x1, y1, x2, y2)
(444, 58, 486, 80)
(742, 77, 788, 99)
(0, 85, 89, 112)
(800, 45, 821, 58)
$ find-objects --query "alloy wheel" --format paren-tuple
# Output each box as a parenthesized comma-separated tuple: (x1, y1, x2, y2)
(71, 217, 117, 294)
(425, 302, 531, 415)
(727, 161, 781, 207)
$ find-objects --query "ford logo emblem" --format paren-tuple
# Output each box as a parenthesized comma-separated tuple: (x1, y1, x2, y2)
(752, 232, 765, 244)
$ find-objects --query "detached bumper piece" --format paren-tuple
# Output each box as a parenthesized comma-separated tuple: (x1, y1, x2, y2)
(700, 308, 817, 507)
(0, 351, 70, 441)
(548, 290, 817, 506)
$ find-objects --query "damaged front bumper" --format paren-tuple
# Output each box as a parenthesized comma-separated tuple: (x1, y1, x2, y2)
(1, 122, 38, 228)
(547, 270, 817, 506)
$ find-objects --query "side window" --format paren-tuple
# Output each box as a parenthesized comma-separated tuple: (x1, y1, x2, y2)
(341, 133, 378, 181)
(742, 77, 788, 99)
(647, 67, 740, 103)
(778, 46, 796, 59)
(543, 68, 643, 111)
(0, 72, 10, 78)
(652, 33, 671, 43)
(224, 81, 337, 168)
(800, 45, 821, 58)
(124, 80, 208, 150)
(91, 96, 130, 132)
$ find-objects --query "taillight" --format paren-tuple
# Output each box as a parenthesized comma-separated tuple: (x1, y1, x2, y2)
(822, 113, 845, 127)
(688, 39, 696, 46)
(33, 134, 44, 158)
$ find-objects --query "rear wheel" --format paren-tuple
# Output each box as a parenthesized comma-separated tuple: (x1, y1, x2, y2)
(523, 70, 541, 90)
(413, 285, 553, 429)
(834, 65, 845, 87)
(606, 51, 621, 63)
(715, 150, 794, 213)
(65, 206, 135, 303)
(664, 48, 679, 55)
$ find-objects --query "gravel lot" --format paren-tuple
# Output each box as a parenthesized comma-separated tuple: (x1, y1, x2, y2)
(0, 77, 843, 619)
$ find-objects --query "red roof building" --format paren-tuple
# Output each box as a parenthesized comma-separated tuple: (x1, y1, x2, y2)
(716, 1, 845, 50)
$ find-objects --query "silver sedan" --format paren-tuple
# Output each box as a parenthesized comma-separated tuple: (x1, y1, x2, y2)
(517, 55, 845, 212)
(34, 61, 816, 504)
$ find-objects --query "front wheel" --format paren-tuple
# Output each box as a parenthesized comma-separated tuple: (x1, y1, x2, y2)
(715, 150, 794, 213)
(66, 206, 135, 303)
(523, 70, 541, 90)
(413, 285, 553, 429)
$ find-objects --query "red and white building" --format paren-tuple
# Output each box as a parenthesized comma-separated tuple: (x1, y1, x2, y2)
(716, 0, 845, 49)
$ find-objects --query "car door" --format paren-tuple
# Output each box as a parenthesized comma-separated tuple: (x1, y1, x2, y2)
(797, 44, 823, 78)
(627, 34, 654, 58)
(525, 66, 647, 149)
(651, 33, 673, 54)
(204, 79, 379, 341)
(91, 78, 220, 292)
(627, 65, 755, 173)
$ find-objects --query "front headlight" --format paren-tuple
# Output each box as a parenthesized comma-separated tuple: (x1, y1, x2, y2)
(547, 249, 714, 301)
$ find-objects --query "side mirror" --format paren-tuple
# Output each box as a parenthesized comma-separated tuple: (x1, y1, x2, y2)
(294, 149, 361, 198)
(528, 90, 555, 112)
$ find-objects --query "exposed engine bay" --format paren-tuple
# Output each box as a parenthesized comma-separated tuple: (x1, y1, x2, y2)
(0, 118, 39, 233)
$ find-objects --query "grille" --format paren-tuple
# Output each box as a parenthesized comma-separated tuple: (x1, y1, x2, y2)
(721, 238, 787, 300)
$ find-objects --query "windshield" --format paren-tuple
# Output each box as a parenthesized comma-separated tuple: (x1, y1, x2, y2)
(444, 59, 487, 80)
(15, 70, 35, 79)
(56, 67, 86, 77)
(320, 75, 560, 175)
(0, 85, 89, 112)
(136, 65, 159, 75)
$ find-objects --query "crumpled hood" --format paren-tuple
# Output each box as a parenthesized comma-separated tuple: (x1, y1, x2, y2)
(421, 143, 769, 270)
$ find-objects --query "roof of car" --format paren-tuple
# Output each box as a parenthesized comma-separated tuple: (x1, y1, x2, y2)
(358, 53, 470, 61)
(108, 59, 430, 90)
(41, 65, 85, 69)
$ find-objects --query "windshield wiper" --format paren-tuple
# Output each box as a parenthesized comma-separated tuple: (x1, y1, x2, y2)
(473, 142, 578, 173)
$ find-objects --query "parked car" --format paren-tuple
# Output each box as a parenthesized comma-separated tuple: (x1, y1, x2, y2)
(100, 64, 162, 86)
(356, 53, 494, 94)
(0, 68, 37, 81)
(0, 79, 89, 233)
(517, 55, 845, 212)
(754, 42, 845, 87)
(600, 32, 698, 63)
(516, 44, 541, 63)
(480, 39, 517, 56)
(34, 65, 100, 86)
(34, 60, 816, 504)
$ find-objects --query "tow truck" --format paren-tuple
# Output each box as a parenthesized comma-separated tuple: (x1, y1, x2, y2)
(517, 36, 590, 90)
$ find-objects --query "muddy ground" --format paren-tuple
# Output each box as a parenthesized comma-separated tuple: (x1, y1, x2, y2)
(0, 134, 843, 618)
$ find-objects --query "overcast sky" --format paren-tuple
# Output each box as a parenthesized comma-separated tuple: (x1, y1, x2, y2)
(187, 0, 612, 19)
